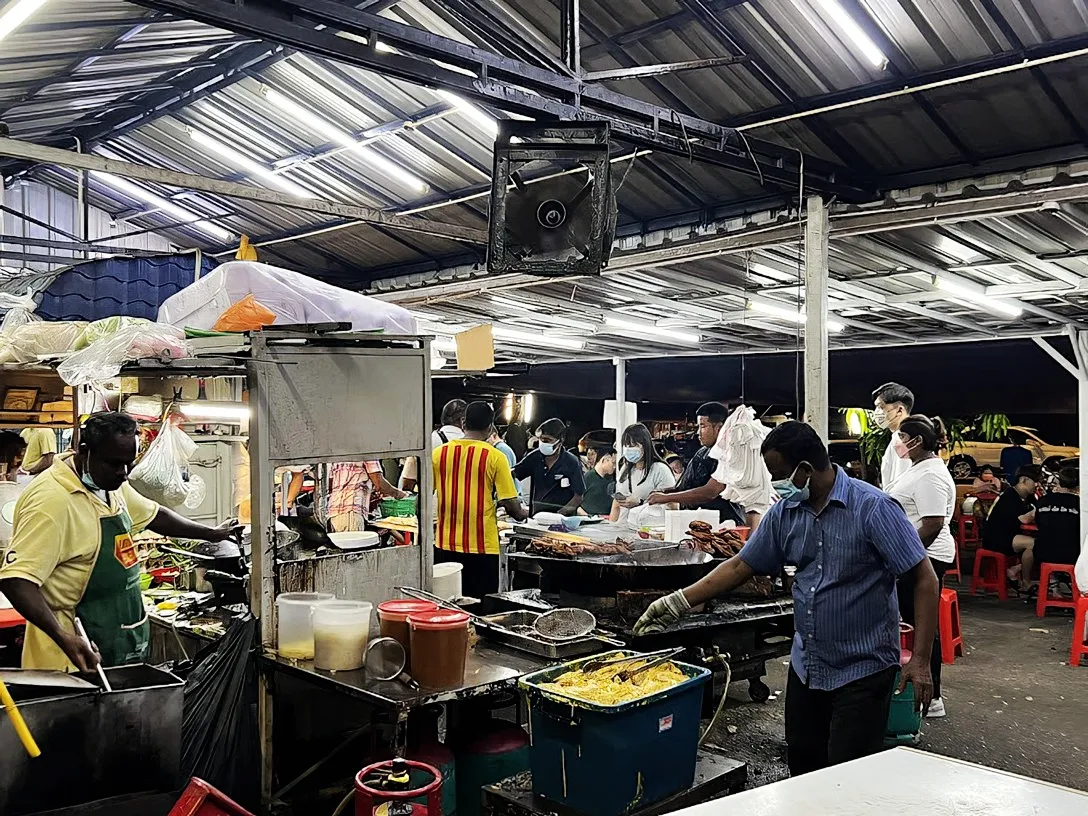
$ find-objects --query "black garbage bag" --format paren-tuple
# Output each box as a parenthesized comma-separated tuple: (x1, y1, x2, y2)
(180, 615, 259, 810)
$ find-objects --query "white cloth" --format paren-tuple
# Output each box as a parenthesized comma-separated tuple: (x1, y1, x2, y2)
(886, 457, 957, 563)
(709, 405, 773, 516)
(615, 461, 674, 526)
(1075, 535, 1088, 595)
(399, 425, 465, 485)
(881, 437, 912, 491)
(158, 260, 417, 334)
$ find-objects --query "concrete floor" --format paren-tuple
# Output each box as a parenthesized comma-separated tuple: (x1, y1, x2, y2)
(707, 588, 1088, 792)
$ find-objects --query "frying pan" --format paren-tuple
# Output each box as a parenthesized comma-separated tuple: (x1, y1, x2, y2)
(508, 544, 716, 595)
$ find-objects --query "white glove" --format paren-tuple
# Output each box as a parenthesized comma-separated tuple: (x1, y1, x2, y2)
(634, 590, 691, 635)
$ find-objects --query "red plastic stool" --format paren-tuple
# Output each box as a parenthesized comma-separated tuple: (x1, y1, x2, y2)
(970, 549, 1010, 600)
(954, 512, 980, 548)
(945, 542, 962, 583)
(1072, 594, 1088, 668)
(939, 588, 963, 664)
(169, 778, 255, 816)
(1036, 563, 1080, 617)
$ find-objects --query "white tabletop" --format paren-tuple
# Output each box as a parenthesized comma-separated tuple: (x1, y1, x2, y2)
(676, 749, 1087, 816)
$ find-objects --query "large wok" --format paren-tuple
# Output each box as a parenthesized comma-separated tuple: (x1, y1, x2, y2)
(507, 544, 717, 595)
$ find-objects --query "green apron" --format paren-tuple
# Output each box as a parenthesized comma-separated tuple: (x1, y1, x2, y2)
(75, 505, 149, 667)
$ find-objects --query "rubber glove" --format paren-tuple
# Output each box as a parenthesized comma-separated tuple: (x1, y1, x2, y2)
(633, 590, 691, 635)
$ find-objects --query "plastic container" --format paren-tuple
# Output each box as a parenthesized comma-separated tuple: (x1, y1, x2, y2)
(276, 592, 334, 660)
(313, 600, 373, 671)
(381, 495, 418, 518)
(378, 599, 439, 668)
(519, 652, 710, 816)
(432, 563, 463, 601)
(327, 531, 380, 550)
(885, 669, 922, 746)
(408, 610, 470, 689)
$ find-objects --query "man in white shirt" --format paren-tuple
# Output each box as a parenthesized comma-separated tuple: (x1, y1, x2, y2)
(872, 382, 915, 491)
(400, 399, 466, 492)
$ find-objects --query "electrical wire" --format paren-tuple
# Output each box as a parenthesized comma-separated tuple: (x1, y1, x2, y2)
(699, 658, 733, 746)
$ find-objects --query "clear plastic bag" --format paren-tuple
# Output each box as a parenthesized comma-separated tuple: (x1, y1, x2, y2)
(129, 420, 199, 508)
(0, 288, 40, 335)
(74, 316, 151, 350)
(58, 323, 189, 386)
(0, 321, 86, 364)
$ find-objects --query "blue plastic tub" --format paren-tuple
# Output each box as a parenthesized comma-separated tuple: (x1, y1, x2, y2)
(519, 652, 710, 816)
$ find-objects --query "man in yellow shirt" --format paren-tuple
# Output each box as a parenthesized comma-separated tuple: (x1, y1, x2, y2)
(20, 427, 57, 475)
(433, 401, 527, 599)
(0, 413, 240, 671)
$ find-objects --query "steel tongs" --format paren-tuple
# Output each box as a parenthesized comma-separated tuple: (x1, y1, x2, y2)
(613, 647, 685, 682)
(580, 647, 682, 675)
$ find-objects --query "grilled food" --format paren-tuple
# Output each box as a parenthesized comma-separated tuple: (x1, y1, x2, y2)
(527, 536, 632, 559)
(687, 522, 745, 558)
(539, 660, 688, 706)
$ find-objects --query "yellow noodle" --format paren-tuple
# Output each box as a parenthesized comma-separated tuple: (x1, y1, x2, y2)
(539, 661, 687, 706)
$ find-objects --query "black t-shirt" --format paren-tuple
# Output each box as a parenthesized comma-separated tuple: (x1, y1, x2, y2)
(514, 449, 587, 515)
(674, 446, 743, 524)
(1033, 491, 1080, 565)
(983, 486, 1034, 555)
(581, 469, 615, 516)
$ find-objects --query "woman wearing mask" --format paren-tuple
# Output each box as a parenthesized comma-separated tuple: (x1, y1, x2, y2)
(513, 418, 585, 516)
(610, 423, 676, 525)
(886, 414, 956, 719)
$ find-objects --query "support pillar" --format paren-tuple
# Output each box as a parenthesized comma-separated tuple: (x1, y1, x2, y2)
(803, 194, 829, 440)
(561, 0, 581, 74)
(615, 356, 626, 452)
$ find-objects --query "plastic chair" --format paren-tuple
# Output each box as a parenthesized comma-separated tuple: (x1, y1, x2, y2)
(945, 541, 962, 583)
(1036, 563, 1080, 618)
(169, 778, 255, 816)
(939, 588, 963, 664)
(953, 512, 980, 550)
(1071, 594, 1088, 668)
(970, 549, 1010, 601)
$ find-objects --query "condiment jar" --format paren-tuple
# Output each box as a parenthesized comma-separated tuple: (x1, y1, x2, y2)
(377, 599, 439, 669)
(313, 600, 373, 671)
(276, 592, 334, 660)
(407, 610, 470, 689)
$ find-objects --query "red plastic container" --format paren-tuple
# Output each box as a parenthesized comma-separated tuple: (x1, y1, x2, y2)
(355, 759, 442, 816)
(168, 778, 255, 816)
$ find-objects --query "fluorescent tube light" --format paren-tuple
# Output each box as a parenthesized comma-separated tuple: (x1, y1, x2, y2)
(748, 301, 845, 333)
(178, 401, 250, 421)
(0, 0, 47, 42)
(818, 0, 887, 69)
(91, 171, 233, 241)
(934, 277, 1023, 318)
(262, 89, 427, 193)
(189, 129, 315, 198)
(602, 316, 700, 345)
(492, 326, 585, 351)
(436, 90, 498, 136)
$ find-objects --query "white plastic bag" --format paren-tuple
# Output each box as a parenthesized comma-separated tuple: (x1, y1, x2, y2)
(0, 321, 86, 364)
(0, 288, 39, 335)
(710, 405, 774, 516)
(129, 420, 199, 508)
(58, 323, 188, 386)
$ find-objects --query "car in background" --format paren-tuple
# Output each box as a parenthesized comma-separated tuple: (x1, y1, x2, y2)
(945, 426, 1079, 480)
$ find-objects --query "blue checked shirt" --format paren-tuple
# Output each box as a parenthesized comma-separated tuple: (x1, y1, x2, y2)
(738, 467, 926, 691)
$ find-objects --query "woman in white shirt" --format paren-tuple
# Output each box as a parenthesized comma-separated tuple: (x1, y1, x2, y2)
(887, 414, 957, 720)
(610, 423, 675, 526)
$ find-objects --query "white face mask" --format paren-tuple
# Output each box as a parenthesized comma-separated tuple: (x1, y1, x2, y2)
(873, 407, 889, 429)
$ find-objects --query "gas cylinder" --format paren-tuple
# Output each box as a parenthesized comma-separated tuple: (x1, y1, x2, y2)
(355, 758, 442, 816)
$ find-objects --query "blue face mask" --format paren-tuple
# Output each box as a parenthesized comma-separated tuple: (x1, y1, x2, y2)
(772, 464, 811, 503)
(622, 446, 643, 464)
(80, 455, 103, 492)
(538, 441, 558, 456)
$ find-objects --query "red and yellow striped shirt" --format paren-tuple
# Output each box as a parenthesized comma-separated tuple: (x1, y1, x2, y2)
(433, 439, 518, 555)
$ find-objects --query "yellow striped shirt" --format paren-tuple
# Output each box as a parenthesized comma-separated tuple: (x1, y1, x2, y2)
(433, 440, 517, 555)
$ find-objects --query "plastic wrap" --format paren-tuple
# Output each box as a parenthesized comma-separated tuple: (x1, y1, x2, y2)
(129, 420, 199, 508)
(74, 316, 151, 350)
(0, 321, 86, 364)
(0, 289, 39, 335)
(710, 405, 774, 516)
(58, 323, 188, 386)
(157, 260, 418, 334)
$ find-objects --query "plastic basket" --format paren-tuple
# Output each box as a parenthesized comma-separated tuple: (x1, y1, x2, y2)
(380, 495, 418, 518)
(519, 652, 709, 816)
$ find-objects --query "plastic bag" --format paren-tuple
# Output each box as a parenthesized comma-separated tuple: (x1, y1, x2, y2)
(0, 321, 86, 364)
(74, 316, 151, 350)
(58, 323, 188, 386)
(0, 288, 40, 335)
(129, 420, 199, 508)
(213, 294, 276, 332)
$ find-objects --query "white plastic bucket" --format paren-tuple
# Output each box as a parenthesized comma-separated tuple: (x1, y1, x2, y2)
(276, 592, 334, 660)
(432, 562, 463, 600)
(313, 600, 372, 671)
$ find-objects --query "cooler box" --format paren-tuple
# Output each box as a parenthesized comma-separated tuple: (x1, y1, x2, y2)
(519, 652, 709, 816)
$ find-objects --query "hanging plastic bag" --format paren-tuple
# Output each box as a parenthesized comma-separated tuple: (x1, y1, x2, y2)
(213, 294, 277, 332)
(58, 323, 188, 387)
(0, 288, 40, 335)
(129, 420, 199, 508)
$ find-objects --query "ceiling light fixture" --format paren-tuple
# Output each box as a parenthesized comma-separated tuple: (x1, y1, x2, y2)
(748, 300, 845, 333)
(933, 276, 1023, 318)
(435, 90, 498, 136)
(177, 401, 250, 421)
(91, 171, 233, 241)
(0, 0, 47, 42)
(817, 0, 887, 69)
(189, 129, 315, 198)
(493, 326, 586, 351)
(262, 88, 427, 193)
(602, 316, 700, 345)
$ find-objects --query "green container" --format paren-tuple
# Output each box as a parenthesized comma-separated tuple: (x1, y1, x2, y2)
(885, 670, 922, 746)
(381, 495, 418, 518)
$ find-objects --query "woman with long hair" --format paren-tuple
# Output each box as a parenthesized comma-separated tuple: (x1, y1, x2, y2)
(886, 414, 957, 719)
(610, 423, 675, 525)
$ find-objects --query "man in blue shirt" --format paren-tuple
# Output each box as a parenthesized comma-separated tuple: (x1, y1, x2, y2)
(636, 421, 939, 776)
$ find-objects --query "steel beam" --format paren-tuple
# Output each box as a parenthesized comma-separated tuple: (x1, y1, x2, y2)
(582, 0, 751, 60)
(0, 234, 165, 257)
(129, 0, 873, 200)
(584, 56, 749, 82)
(561, 0, 581, 75)
(804, 195, 829, 438)
(0, 137, 488, 244)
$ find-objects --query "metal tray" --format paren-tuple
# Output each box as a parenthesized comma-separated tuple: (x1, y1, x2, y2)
(475, 611, 607, 660)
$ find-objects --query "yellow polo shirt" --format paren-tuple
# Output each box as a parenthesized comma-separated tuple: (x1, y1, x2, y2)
(0, 455, 159, 670)
(20, 428, 57, 471)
